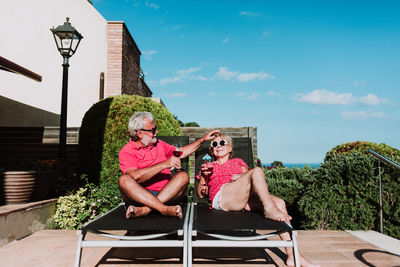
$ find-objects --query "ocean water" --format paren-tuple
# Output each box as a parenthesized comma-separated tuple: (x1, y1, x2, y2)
(264, 163, 321, 169)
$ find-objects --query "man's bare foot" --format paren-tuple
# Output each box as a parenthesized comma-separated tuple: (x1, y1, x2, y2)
(286, 253, 320, 267)
(125, 205, 152, 219)
(161, 205, 183, 219)
(264, 205, 292, 222)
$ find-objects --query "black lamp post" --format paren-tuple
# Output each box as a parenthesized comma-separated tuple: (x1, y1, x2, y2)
(50, 17, 83, 160)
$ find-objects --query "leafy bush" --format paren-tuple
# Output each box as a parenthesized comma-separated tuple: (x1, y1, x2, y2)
(54, 188, 90, 230)
(325, 141, 400, 161)
(298, 151, 400, 238)
(79, 95, 183, 186)
(264, 166, 312, 229)
(54, 176, 122, 229)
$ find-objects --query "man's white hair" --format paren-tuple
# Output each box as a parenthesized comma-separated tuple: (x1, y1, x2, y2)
(128, 111, 154, 137)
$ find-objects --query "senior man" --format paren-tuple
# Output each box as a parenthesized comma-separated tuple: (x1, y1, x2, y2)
(119, 111, 218, 219)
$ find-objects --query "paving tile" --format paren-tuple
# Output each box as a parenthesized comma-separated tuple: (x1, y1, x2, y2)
(319, 235, 364, 244)
(341, 249, 400, 264)
(1, 229, 399, 267)
(326, 241, 380, 252)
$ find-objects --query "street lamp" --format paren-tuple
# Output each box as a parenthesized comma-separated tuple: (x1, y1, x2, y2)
(50, 17, 83, 160)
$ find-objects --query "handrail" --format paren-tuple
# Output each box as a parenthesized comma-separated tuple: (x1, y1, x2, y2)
(366, 148, 400, 234)
(367, 149, 400, 170)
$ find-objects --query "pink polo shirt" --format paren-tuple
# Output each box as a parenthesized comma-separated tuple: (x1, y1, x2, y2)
(119, 139, 176, 192)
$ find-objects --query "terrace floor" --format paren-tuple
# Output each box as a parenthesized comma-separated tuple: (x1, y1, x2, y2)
(0, 229, 399, 266)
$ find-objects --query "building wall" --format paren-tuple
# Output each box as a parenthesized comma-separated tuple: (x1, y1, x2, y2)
(121, 23, 142, 95)
(105, 22, 123, 97)
(0, 0, 108, 127)
(106, 22, 152, 97)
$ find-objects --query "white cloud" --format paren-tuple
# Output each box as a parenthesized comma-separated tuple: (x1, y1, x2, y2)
(160, 77, 181, 86)
(236, 92, 260, 100)
(166, 25, 181, 31)
(223, 38, 230, 44)
(207, 91, 222, 97)
(359, 94, 388, 105)
(297, 89, 388, 106)
(297, 89, 352, 105)
(354, 80, 366, 87)
(216, 67, 274, 82)
(216, 67, 239, 80)
(145, 1, 159, 10)
(262, 31, 272, 38)
(341, 111, 387, 121)
(177, 66, 207, 81)
(237, 71, 274, 82)
(239, 11, 261, 17)
(163, 92, 187, 98)
(142, 49, 157, 59)
(159, 66, 206, 86)
(176, 67, 202, 77)
(265, 91, 278, 96)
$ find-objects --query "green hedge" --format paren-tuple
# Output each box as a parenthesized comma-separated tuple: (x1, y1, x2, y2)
(265, 166, 312, 229)
(79, 95, 183, 186)
(266, 141, 400, 239)
(325, 141, 400, 161)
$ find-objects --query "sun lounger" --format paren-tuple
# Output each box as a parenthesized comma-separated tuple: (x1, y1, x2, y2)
(187, 137, 300, 267)
(74, 136, 190, 267)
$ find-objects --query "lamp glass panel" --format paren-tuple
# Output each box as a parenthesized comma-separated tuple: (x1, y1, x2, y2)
(62, 39, 72, 48)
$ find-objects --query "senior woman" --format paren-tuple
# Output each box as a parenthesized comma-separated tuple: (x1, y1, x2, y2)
(196, 133, 319, 267)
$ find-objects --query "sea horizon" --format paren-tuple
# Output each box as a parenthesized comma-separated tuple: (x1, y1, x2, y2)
(263, 163, 321, 169)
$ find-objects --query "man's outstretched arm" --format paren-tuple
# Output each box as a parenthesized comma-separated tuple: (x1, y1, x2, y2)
(181, 129, 219, 158)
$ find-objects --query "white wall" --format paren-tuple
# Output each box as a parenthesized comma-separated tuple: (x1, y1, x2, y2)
(0, 0, 108, 127)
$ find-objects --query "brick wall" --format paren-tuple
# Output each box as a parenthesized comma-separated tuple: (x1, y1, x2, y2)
(106, 21, 152, 97)
(106, 22, 123, 97)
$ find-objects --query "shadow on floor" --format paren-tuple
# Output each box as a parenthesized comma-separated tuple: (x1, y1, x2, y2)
(95, 246, 286, 266)
(354, 249, 400, 267)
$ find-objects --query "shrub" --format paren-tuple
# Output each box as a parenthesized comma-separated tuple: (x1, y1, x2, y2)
(54, 188, 91, 230)
(325, 141, 400, 161)
(79, 95, 183, 186)
(264, 166, 313, 229)
(54, 176, 122, 229)
(298, 151, 400, 238)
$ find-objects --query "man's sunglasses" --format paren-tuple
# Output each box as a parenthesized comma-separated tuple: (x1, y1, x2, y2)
(140, 126, 157, 134)
(210, 140, 228, 148)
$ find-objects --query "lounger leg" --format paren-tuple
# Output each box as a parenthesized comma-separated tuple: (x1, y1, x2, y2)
(74, 230, 85, 267)
(188, 203, 194, 267)
(292, 230, 300, 267)
(183, 203, 190, 267)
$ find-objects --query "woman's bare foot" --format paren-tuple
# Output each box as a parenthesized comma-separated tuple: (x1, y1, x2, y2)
(125, 205, 152, 219)
(263, 205, 292, 222)
(286, 253, 320, 267)
(160, 205, 183, 219)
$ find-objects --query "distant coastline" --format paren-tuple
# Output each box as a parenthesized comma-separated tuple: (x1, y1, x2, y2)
(263, 163, 321, 169)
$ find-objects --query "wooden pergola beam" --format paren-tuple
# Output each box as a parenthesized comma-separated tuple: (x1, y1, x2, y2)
(0, 56, 42, 82)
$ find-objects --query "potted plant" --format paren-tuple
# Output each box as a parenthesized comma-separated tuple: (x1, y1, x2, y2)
(3, 169, 36, 205)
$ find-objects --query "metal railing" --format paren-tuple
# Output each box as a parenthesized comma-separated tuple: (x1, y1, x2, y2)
(367, 148, 400, 233)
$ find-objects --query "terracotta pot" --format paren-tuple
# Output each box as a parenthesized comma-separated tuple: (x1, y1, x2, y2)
(3, 171, 36, 204)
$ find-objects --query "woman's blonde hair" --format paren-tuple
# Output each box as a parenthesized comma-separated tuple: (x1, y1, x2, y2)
(209, 132, 233, 159)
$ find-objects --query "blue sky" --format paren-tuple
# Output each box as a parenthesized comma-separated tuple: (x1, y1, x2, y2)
(93, 0, 400, 163)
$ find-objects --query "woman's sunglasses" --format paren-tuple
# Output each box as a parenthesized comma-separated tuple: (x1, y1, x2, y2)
(210, 140, 228, 148)
(140, 126, 157, 134)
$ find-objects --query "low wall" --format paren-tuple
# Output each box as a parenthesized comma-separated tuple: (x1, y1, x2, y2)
(0, 199, 57, 247)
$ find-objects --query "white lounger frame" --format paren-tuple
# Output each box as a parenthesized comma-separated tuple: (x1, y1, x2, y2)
(187, 202, 300, 267)
(74, 203, 191, 267)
